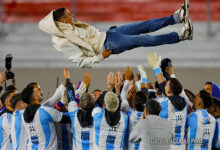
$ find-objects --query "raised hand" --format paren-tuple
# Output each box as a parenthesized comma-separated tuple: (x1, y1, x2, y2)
(137, 65, 147, 84)
(115, 70, 123, 91)
(147, 52, 162, 75)
(84, 72, 92, 88)
(107, 72, 115, 91)
(125, 66, 134, 81)
(63, 68, 70, 79)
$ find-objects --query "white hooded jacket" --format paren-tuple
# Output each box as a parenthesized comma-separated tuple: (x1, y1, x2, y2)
(38, 10, 106, 68)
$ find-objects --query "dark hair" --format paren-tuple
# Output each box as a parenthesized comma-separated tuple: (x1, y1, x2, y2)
(145, 99, 161, 116)
(184, 89, 195, 102)
(53, 8, 65, 21)
(80, 93, 95, 112)
(92, 89, 102, 94)
(199, 90, 213, 109)
(21, 85, 35, 104)
(6, 85, 17, 92)
(169, 78, 183, 96)
(205, 82, 212, 86)
(134, 91, 148, 112)
(10, 93, 22, 109)
(27, 82, 38, 87)
(160, 58, 172, 80)
(1, 92, 11, 106)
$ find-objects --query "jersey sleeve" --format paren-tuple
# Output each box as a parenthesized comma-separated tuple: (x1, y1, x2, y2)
(42, 106, 64, 122)
(92, 107, 102, 117)
(42, 84, 66, 107)
(68, 101, 78, 112)
(120, 80, 131, 112)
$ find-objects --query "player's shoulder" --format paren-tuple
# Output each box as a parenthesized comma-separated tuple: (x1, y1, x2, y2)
(155, 97, 169, 103)
(92, 107, 104, 117)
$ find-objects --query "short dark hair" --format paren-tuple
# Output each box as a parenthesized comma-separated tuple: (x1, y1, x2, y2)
(21, 85, 35, 104)
(27, 82, 38, 87)
(53, 8, 65, 21)
(1, 92, 11, 106)
(205, 82, 212, 86)
(92, 89, 102, 94)
(145, 99, 161, 116)
(10, 93, 22, 109)
(160, 58, 172, 80)
(6, 85, 17, 92)
(199, 90, 213, 109)
(80, 93, 95, 112)
(169, 78, 183, 96)
(134, 91, 148, 112)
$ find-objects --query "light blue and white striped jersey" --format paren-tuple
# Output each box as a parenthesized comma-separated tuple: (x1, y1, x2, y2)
(0, 112, 12, 150)
(156, 97, 187, 150)
(213, 117, 220, 149)
(22, 106, 63, 150)
(186, 109, 216, 150)
(92, 107, 128, 150)
(10, 110, 28, 150)
(125, 108, 142, 150)
(68, 101, 94, 150)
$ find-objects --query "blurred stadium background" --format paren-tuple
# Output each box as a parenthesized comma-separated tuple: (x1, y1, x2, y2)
(0, 0, 219, 96)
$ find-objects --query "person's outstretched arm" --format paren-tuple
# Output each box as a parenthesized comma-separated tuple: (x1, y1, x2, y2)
(121, 66, 133, 111)
(147, 52, 167, 96)
(43, 68, 72, 107)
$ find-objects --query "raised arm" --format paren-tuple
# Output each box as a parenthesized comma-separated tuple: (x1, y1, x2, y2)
(75, 72, 92, 100)
(42, 68, 70, 107)
(147, 52, 168, 96)
(137, 65, 149, 96)
(107, 72, 115, 92)
(120, 66, 133, 111)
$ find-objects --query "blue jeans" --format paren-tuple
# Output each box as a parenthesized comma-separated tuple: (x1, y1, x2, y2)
(104, 15, 180, 54)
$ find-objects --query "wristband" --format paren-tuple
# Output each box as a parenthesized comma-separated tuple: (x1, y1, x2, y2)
(153, 68, 162, 75)
(141, 78, 147, 84)
(56, 101, 64, 109)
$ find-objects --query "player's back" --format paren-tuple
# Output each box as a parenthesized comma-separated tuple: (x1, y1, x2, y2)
(68, 101, 94, 150)
(156, 96, 187, 150)
(126, 109, 142, 150)
(186, 109, 216, 150)
(92, 107, 128, 150)
(0, 112, 12, 150)
(23, 105, 63, 150)
(10, 110, 28, 150)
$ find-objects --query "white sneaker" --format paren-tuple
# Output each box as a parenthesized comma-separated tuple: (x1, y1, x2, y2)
(178, 18, 193, 40)
(175, 2, 189, 23)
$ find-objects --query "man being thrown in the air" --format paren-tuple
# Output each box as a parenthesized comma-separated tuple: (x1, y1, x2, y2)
(39, 2, 193, 68)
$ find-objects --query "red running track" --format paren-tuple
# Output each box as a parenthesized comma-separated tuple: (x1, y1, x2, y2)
(3, 0, 220, 22)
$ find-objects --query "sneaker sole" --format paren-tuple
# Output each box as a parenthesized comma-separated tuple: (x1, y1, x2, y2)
(187, 19, 193, 40)
(184, 0, 190, 22)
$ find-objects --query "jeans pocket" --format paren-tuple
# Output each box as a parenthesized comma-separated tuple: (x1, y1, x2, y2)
(105, 31, 121, 54)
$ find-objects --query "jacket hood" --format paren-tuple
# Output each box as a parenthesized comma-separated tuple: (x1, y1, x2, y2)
(168, 95, 186, 111)
(77, 109, 93, 128)
(38, 10, 63, 37)
(105, 109, 121, 127)
(211, 82, 220, 99)
(23, 104, 41, 123)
